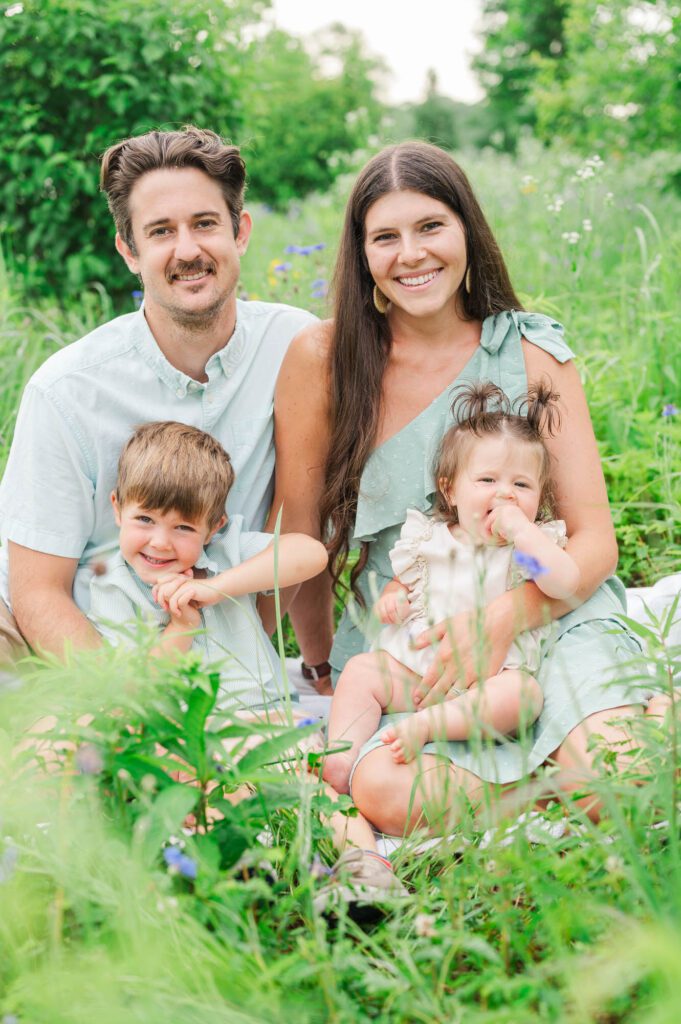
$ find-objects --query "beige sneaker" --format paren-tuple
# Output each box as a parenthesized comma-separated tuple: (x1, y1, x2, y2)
(313, 849, 410, 921)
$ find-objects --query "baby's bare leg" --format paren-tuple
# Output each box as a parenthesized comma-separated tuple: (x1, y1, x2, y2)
(382, 669, 544, 764)
(322, 651, 418, 794)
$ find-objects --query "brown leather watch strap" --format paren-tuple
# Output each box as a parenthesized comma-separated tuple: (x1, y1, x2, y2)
(301, 660, 332, 682)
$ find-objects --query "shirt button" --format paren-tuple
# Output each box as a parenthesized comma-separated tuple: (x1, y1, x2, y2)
(225, 368, 233, 379)
(175, 387, 184, 398)
(188, 381, 200, 392)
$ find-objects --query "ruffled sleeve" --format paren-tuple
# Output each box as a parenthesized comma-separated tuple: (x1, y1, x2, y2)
(480, 310, 575, 363)
(388, 507, 433, 585)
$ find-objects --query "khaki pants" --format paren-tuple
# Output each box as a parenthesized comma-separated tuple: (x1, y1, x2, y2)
(0, 598, 31, 666)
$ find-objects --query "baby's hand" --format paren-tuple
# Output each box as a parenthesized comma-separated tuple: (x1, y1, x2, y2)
(374, 588, 411, 625)
(488, 505, 532, 543)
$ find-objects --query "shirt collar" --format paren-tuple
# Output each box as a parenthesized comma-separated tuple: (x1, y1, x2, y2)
(130, 303, 247, 397)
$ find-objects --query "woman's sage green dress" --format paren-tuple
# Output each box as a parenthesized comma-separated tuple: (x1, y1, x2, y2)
(330, 311, 648, 785)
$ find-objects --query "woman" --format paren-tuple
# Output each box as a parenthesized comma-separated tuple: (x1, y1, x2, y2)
(272, 141, 648, 835)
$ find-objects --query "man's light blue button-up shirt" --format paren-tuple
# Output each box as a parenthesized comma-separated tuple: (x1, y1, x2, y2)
(0, 299, 316, 612)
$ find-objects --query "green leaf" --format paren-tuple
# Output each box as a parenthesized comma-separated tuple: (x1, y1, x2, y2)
(133, 783, 198, 865)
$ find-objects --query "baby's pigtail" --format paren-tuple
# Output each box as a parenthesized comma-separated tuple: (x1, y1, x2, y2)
(521, 379, 561, 438)
(450, 381, 510, 434)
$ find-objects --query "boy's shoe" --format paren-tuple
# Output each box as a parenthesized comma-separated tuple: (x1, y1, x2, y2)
(313, 848, 409, 923)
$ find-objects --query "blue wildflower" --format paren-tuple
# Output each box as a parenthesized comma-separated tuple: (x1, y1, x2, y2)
(131, 289, 144, 309)
(0, 845, 18, 884)
(274, 262, 292, 273)
(297, 716, 318, 728)
(163, 846, 198, 880)
(662, 404, 679, 417)
(513, 551, 548, 579)
(284, 243, 325, 256)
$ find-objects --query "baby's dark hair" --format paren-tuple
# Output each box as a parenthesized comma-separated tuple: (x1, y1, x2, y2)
(116, 421, 234, 530)
(433, 381, 561, 524)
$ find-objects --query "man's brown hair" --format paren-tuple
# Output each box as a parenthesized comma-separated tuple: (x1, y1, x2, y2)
(100, 126, 246, 253)
(116, 421, 234, 530)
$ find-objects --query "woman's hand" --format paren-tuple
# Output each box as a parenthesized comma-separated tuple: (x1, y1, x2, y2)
(411, 592, 518, 707)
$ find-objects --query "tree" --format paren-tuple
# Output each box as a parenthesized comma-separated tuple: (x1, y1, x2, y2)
(241, 25, 386, 206)
(473, 0, 568, 149)
(532, 0, 681, 154)
(411, 70, 459, 150)
(0, 0, 266, 294)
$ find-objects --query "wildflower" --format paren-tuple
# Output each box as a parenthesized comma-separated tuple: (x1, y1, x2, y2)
(310, 853, 333, 879)
(520, 175, 537, 195)
(75, 743, 104, 776)
(662, 404, 679, 417)
(604, 192, 614, 204)
(561, 231, 580, 245)
(414, 912, 437, 937)
(131, 289, 144, 309)
(284, 243, 325, 256)
(297, 716, 318, 728)
(582, 219, 593, 232)
(311, 278, 328, 299)
(605, 854, 625, 877)
(513, 551, 548, 579)
(546, 196, 564, 214)
(274, 262, 292, 273)
(163, 846, 198, 880)
(0, 845, 18, 884)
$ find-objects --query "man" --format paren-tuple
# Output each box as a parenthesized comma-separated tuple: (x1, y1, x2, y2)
(0, 125, 318, 659)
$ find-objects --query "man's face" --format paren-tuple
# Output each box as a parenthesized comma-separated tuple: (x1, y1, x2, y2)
(115, 167, 251, 330)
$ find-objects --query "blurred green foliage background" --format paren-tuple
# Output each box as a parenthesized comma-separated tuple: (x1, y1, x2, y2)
(1, 0, 678, 296)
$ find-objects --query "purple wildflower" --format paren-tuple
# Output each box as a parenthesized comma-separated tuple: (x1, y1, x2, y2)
(131, 289, 144, 309)
(296, 716, 318, 728)
(284, 243, 326, 256)
(75, 743, 104, 775)
(163, 846, 198, 880)
(662, 404, 679, 417)
(274, 262, 292, 273)
(513, 551, 548, 579)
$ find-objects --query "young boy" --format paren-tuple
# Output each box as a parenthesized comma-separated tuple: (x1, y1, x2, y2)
(88, 421, 328, 711)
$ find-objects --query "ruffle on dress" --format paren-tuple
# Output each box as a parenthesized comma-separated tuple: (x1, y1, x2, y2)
(352, 311, 572, 546)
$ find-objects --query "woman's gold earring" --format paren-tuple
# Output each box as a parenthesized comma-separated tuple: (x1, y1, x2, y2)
(464, 267, 472, 293)
(373, 284, 389, 314)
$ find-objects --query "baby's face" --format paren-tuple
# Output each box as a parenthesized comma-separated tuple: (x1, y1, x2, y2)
(113, 500, 216, 583)
(444, 435, 543, 542)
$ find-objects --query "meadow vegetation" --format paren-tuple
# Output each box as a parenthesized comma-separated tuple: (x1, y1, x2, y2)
(2, 0, 681, 1015)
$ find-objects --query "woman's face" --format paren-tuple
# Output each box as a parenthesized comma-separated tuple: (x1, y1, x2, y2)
(364, 190, 467, 320)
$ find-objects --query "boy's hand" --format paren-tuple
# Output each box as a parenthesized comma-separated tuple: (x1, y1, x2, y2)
(154, 574, 228, 616)
(168, 601, 201, 631)
(488, 505, 532, 544)
(374, 588, 410, 625)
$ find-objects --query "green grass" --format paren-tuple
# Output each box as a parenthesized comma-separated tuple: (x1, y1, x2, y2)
(1, 144, 681, 1021)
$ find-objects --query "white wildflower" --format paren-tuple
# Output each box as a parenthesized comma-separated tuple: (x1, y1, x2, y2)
(561, 231, 580, 245)
(582, 219, 593, 232)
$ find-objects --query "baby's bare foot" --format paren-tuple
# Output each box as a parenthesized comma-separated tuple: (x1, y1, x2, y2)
(382, 714, 430, 764)
(322, 752, 356, 795)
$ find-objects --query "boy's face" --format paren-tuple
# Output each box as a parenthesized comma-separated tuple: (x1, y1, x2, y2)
(112, 495, 225, 584)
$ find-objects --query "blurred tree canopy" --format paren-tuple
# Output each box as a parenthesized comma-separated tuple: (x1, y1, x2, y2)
(0, 0, 384, 295)
(474, 0, 680, 157)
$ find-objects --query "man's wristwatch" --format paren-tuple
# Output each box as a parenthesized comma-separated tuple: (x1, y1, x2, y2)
(301, 660, 332, 682)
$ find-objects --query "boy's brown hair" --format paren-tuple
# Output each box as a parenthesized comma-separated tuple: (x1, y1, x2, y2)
(116, 421, 234, 529)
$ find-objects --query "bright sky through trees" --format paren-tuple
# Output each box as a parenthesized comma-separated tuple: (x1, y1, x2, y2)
(268, 0, 485, 104)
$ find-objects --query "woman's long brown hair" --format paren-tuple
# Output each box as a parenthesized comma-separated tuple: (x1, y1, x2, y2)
(321, 142, 524, 603)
